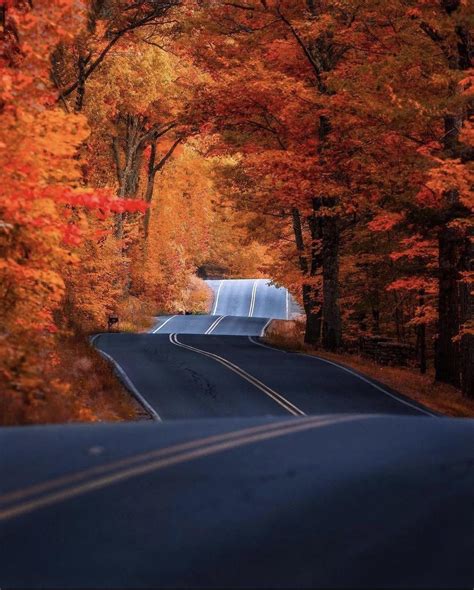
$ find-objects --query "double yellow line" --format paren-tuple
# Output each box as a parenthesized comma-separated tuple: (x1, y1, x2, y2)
(0, 415, 368, 522)
(169, 334, 306, 416)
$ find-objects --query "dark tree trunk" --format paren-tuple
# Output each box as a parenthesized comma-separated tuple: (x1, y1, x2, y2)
(143, 140, 157, 241)
(321, 209, 341, 351)
(427, 3, 473, 389)
(434, 104, 472, 386)
(417, 289, 427, 374)
(304, 296, 322, 344)
(418, 322, 427, 374)
(459, 230, 474, 396)
(74, 54, 88, 113)
(436, 225, 462, 385)
(291, 207, 322, 344)
(372, 305, 380, 333)
(460, 334, 474, 397)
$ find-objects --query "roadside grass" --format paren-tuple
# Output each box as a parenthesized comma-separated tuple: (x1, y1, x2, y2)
(264, 319, 474, 418)
(0, 335, 144, 427)
(66, 336, 145, 423)
(2, 277, 213, 426)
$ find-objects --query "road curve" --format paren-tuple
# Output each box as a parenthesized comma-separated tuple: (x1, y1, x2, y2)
(94, 332, 433, 419)
(1, 415, 474, 588)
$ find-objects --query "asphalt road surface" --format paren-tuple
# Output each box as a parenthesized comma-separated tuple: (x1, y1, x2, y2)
(1, 416, 474, 588)
(118, 278, 432, 419)
(93, 332, 433, 419)
(1, 278, 473, 588)
(206, 278, 300, 319)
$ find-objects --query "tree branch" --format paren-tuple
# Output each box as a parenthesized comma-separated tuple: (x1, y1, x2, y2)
(153, 136, 184, 174)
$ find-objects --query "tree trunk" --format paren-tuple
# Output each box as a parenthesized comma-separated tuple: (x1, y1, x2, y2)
(302, 283, 321, 344)
(460, 333, 474, 397)
(436, 224, 461, 385)
(321, 209, 341, 351)
(143, 141, 157, 240)
(428, 4, 472, 388)
(112, 115, 147, 239)
(292, 207, 322, 344)
(417, 289, 427, 374)
(459, 229, 473, 396)
(74, 54, 88, 113)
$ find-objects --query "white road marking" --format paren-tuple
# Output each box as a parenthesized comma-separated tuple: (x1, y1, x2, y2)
(247, 337, 436, 417)
(248, 280, 258, 317)
(260, 319, 272, 337)
(0, 415, 369, 522)
(212, 280, 223, 315)
(152, 315, 177, 333)
(170, 334, 306, 416)
(90, 335, 161, 421)
(248, 336, 279, 351)
(205, 315, 227, 335)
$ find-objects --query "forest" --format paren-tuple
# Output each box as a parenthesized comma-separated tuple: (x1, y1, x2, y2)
(0, 0, 472, 423)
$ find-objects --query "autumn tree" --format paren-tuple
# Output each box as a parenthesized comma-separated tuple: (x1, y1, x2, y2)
(0, 2, 121, 419)
(185, 0, 473, 391)
(52, 0, 181, 112)
(409, 0, 473, 393)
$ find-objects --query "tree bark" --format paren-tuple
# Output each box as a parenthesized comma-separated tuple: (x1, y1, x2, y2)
(291, 207, 322, 344)
(417, 289, 427, 374)
(459, 229, 474, 396)
(436, 224, 461, 385)
(435, 115, 472, 385)
(321, 208, 341, 351)
(112, 114, 148, 239)
(425, 1, 473, 389)
(304, 283, 322, 344)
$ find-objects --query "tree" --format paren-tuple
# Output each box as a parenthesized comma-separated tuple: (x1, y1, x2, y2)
(53, 0, 181, 112)
(0, 0, 147, 422)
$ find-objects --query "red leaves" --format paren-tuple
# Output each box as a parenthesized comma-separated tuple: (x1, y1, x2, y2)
(368, 212, 405, 232)
(387, 277, 436, 293)
(62, 224, 82, 247)
(55, 188, 148, 217)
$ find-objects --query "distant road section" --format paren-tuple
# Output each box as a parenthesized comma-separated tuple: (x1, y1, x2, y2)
(150, 279, 301, 336)
(206, 278, 299, 319)
(151, 314, 270, 336)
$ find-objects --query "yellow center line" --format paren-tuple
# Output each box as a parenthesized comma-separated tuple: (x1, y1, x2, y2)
(0, 415, 335, 506)
(0, 415, 371, 522)
(170, 334, 306, 416)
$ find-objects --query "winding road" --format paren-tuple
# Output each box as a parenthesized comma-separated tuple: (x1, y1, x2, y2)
(1, 279, 474, 588)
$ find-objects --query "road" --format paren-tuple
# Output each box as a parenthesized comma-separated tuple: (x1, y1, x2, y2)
(94, 332, 433, 419)
(100, 278, 430, 419)
(206, 278, 300, 319)
(1, 415, 474, 588)
(149, 278, 300, 336)
(1, 278, 474, 588)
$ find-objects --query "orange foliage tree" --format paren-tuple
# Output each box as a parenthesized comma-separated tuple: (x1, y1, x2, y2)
(185, 0, 473, 392)
(0, 0, 146, 421)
